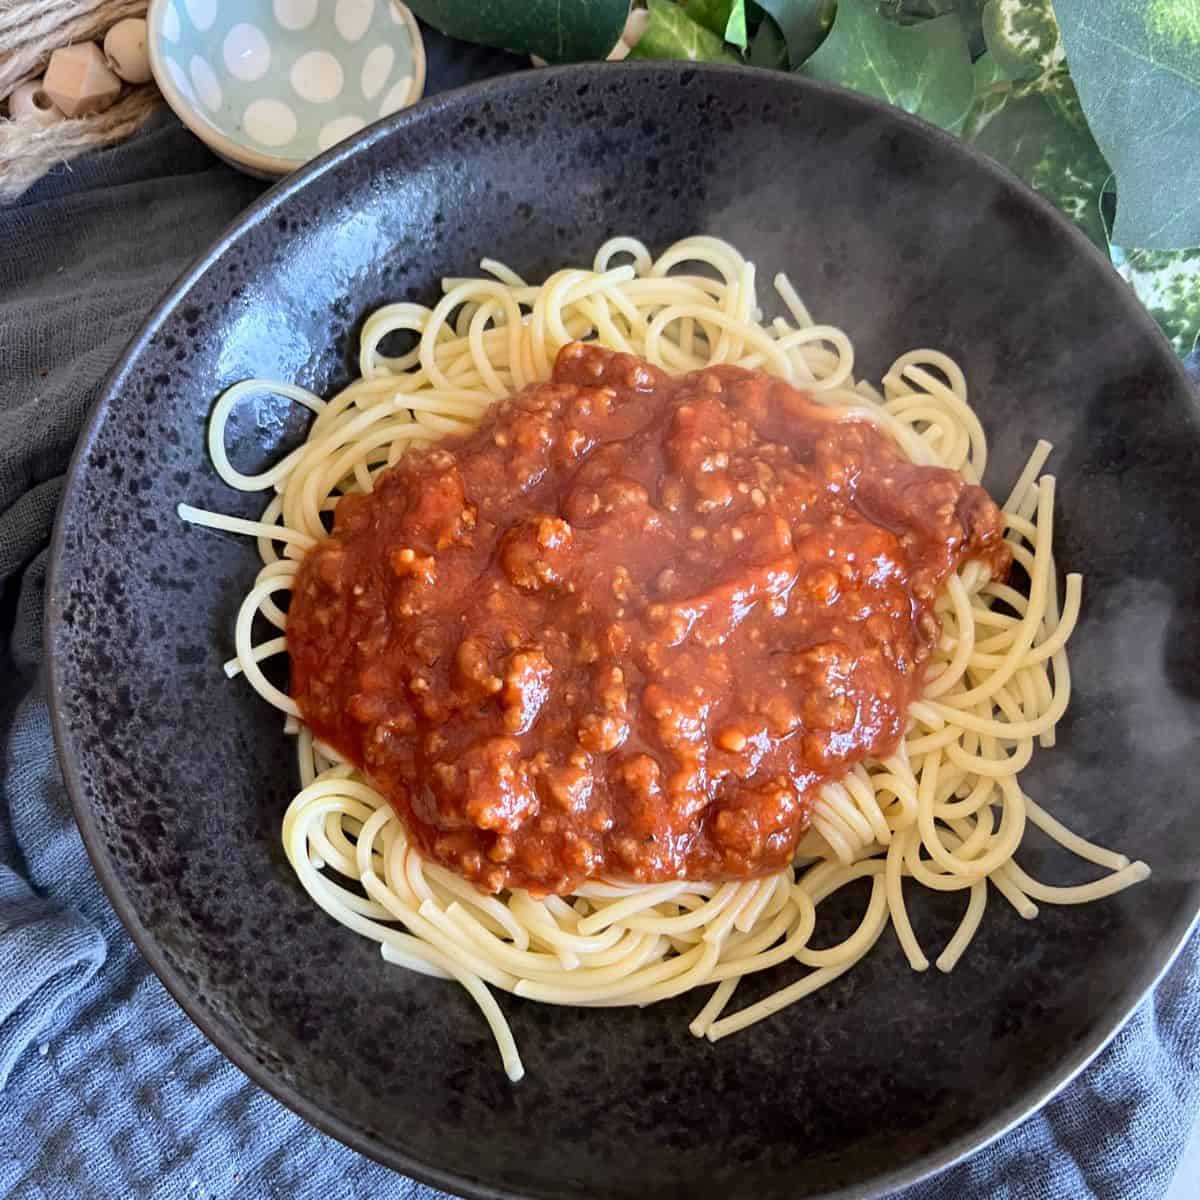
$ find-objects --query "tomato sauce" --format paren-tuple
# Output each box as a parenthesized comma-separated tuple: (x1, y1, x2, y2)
(288, 344, 1009, 894)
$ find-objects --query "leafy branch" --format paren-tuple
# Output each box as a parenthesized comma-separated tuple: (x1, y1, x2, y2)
(406, 0, 1200, 356)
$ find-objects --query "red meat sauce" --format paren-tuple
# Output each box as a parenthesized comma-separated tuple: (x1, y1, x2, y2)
(288, 343, 1009, 896)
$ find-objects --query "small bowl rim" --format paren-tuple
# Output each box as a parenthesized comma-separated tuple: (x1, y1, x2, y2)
(146, 0, 427, 177)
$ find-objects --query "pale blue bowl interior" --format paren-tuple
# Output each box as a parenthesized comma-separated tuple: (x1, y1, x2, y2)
(151, 0, 423, 166)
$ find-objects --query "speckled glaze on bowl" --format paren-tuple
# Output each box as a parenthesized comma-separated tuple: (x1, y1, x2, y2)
(47, 64, 1200, 1200)
(147, 0, 426, 177)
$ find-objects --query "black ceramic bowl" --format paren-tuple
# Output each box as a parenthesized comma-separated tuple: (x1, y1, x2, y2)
(47, 64, 1200, 1200)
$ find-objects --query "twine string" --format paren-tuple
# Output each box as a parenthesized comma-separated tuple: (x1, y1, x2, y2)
(0, 0, 159, 202)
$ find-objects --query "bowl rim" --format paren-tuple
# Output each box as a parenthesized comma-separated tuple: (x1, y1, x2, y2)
(144, 0, 428, 177)
(46, 59, 1200, 1200)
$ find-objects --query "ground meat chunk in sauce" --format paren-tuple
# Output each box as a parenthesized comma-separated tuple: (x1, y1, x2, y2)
(287, 343, 1010, 895)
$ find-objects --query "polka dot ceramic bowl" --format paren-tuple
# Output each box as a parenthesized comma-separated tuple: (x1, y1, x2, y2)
(147, 0, 426, 177)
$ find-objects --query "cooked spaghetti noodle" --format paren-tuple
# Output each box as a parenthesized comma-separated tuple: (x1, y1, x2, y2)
(180, 236, 1148, 1081)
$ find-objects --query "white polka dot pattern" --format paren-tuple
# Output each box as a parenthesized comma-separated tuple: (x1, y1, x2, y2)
(189, 56, 223, 111)
(162, 3, 182, 44)
(150, 1, 426, 167)
(360, 44, 394, 100)
(184, 0, 218, 33)
(336, 0, 375, 43)
(163, 56, 194, 104)
(291, 51, 344, 103)
(379, 76, 414, 117)
(318, 114, 367, 151)
(272, 0, 318, 31)
(224, 24, 272, 82)
(243, 97, 298, 146)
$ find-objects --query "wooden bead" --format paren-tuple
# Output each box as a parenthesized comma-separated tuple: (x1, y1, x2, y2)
(104, 18, 152, 85)
(43, 42, 122, 118)
(7, 79, 65, 126)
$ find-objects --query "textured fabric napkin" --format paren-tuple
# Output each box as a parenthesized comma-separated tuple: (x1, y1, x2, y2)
(2, 83, 1198, 1200)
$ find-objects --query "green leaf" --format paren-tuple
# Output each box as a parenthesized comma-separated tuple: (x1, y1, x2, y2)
(1022, 63, 1090, 132)
(967, 71, 1111, 250)
(404, 0, 630, 62)
(681, 0, 737, 37)
(725, 0, 751, 49)
(1053, 0, 1200, 248)
(675, 0, 755, 50)
(958, 36, 1114, 251)
(959, 0, 989, 58)
(982, 0, 1064, 83)
(961, 51, 1009, 141)
(876, 0, 959, 23)
(876, 1, 988, 59)
(799, 2, 975, 131)
(1111, 246, 1200, 355)
(972, 48, 1007, 87)
(749, 11, 791, 67)
(630, 0, 742, 61)
(755, 0, 836, 67)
